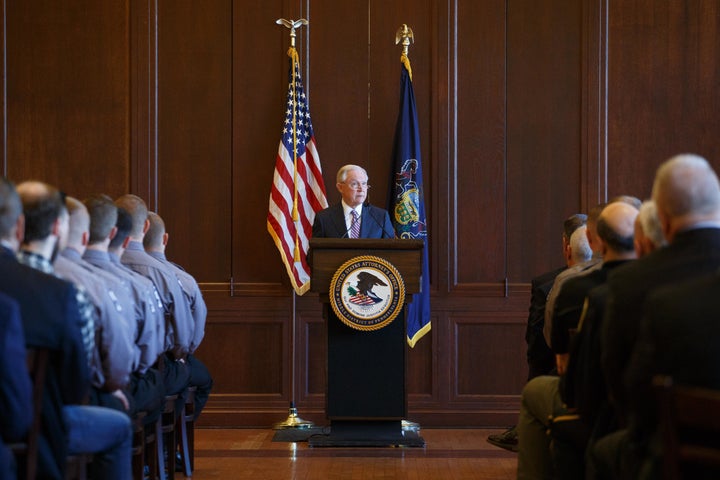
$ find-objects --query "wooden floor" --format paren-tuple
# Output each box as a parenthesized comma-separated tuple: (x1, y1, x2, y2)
(190, 427, 517, 479)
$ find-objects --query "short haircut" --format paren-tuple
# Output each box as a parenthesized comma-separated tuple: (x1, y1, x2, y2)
(114, 194, 148, 238)
(563, 213, 587, 240)
(65, 196, 89, 247)
(652, 154, 720, 218)
(109, 206, 132, 249)
(336, 165, 368, 183)
(0, 177, 22, 239)
(18, 181, 64, 243)
(143, 212, 165, 250)
(84, 194, 118, 245)
(637, 200, 667, 249)
(569, 225, 593, 263)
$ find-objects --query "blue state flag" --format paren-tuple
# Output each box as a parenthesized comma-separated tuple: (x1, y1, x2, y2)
(389, 57, 430, 348)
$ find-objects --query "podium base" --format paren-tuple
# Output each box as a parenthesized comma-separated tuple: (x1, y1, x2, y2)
(308, 420, 425, 447)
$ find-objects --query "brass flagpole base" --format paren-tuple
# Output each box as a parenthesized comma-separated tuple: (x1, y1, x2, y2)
(273, 402, 314, 429)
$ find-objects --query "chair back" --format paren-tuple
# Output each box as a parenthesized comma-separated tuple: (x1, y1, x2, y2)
(654, 375, 720, 480)
(9, 348, 50, 480)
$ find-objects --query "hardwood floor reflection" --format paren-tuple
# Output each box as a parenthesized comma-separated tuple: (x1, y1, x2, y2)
(191, 428, 517, 479)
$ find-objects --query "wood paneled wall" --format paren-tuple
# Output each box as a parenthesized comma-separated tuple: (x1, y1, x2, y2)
(2, 0, 719, 427)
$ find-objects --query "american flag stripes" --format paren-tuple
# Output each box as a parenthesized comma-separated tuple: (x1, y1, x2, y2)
(267, 48, 328, 295)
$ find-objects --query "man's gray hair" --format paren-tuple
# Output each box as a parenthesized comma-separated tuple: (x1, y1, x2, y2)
(569, 225, 592, 264)
(652, 154, 720, 218)
(637, 200, 667, 248)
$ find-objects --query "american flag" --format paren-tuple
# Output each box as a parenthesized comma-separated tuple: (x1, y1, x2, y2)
(267, 48, 328, 295)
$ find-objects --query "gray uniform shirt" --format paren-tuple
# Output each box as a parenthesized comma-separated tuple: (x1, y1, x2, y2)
(148, 251, 207, 353)
(84, 248, 164, 374)
(122, 241, 193, 359)
(54, 249, 134, 390)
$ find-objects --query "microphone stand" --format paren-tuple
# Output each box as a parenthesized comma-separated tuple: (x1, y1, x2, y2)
(273, 290, 314, 429)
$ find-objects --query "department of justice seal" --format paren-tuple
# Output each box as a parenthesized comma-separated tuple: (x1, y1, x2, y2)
(329, 255, 405, 331)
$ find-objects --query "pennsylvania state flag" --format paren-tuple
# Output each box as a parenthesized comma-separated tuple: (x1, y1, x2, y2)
(389, 56, 430, 348)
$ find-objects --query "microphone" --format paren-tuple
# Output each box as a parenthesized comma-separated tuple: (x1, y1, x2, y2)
(363, 202, 396, 239)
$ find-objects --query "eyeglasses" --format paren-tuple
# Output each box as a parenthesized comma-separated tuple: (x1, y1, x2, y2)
(343, 181, 371, 189)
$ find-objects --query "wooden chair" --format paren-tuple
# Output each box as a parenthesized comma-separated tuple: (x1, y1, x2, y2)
(177, 386, 197, 476)
(654, 375, 720, 479)
(64, 454, 89, 480)
(152, 394, 178, 480)
(9, 348, 49, 480)
(131, 411, 147, 479)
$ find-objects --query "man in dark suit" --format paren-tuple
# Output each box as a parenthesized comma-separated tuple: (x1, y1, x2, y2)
(0, 178, 90, 479)
(515, 201, 639, 480)
(489, 213, 590, 452)
(312, 164, 395, 239)
(591, 153, 720, 479)
(624, 272, 720, 479)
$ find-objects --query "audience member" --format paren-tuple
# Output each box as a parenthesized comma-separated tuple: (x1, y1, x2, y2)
(516, 201, 639, 480)
(592, 153, 720, 479)
(54, 196, 135, 412)
(543, 203, 606, 346)
(83, 194, 166, 424)
(144, 211, 213, 418)
(114, 193, 193, 441)
(0, 292, 32, 480)
(488, 213, 589, 452)
(1, 178, 130, 479)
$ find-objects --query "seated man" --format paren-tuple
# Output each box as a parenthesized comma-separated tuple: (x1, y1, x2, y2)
(516, 201, 639, 480)
(12, 180, 132, 480)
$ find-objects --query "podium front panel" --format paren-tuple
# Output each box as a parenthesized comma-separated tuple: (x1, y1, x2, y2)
(326, 306, 406, 419)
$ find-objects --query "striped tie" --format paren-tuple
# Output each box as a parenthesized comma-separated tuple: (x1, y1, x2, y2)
(350, 210, 360, 238)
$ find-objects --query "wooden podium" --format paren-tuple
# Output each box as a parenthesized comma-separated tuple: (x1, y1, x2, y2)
(308, 238, 425, 447)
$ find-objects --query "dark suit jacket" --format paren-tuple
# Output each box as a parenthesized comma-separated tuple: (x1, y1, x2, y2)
(602, 227, 720, 413)
(552, 260, 629, 354)
(624, 272, 720, 478)
(0, 293, 32, 441)
(0, 246, 89, 480)
(312, 203, 395, 239)
(525, 266, 565, 380)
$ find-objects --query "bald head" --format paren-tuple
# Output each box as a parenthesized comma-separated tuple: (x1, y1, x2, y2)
(596, 202, 639, 258)
(652, 154, 720, 229)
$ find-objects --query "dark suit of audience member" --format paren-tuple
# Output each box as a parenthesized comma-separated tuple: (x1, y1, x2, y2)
(593, 154, 720, 480)
(311, 164, 394, 239)
(516, 202, 639, 480)
(623, 273, 720, 479)
(525, 267, 565, 379)
(0, 292, 32, 480)
(0, 242, 89, 479)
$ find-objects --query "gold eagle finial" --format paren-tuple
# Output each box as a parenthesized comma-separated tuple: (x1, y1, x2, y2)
(276, 18, 309, 48)
(395, 24, 414, 57)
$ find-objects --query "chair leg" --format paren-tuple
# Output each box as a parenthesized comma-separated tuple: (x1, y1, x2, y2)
(177, 386, 196, 476)
(131, 413, 146, 480)
(155, 417, 166, 480)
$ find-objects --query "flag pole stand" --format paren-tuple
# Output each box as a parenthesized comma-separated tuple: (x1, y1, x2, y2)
(273, 401, 314, 429)
(272, 282, 314, 430)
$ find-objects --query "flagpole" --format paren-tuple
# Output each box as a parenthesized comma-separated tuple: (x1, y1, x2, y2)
(273, 17, 314, 430)
(394, 23, 422, 435)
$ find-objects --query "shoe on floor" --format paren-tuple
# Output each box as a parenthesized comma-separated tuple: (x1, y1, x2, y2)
(486, 425, 518, 452)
